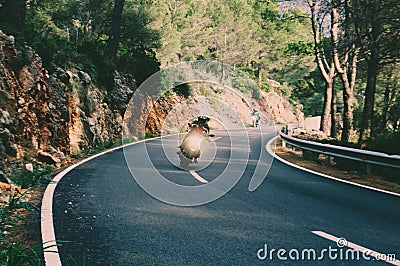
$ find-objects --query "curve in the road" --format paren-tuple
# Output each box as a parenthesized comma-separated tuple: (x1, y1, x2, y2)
(42, 129, 400, 265)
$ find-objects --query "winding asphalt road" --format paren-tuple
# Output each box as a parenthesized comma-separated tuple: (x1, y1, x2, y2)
(51, 127, 400, 265)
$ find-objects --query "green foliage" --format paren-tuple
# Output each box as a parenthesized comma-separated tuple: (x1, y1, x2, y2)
(71, 138, 121, 159)
(15, 0, 161, 88)
(138, 132, 158, 140)
(145, 132, 158, 139)
(199, 85, 212, 97)
(0, 244, 42, 266)
(161, 89, 172, 99)
(230, 69, 261, 99)
(173, 83, 191, 98)
(78, 41, 115, 89)
(9, 165, 53, 189)
(284, 41, 313, 56)
(6, 0, 399, 150)
(291, 69, 325, 116)
(116, 3, 161, 84)
(77, 139, 120, 157)
(367, 131, 400, 155)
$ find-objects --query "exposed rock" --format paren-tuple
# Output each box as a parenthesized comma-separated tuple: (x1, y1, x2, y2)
(0, 110, 11, 125)
(25, 163, 34, 172)
(0, 129, 17, 156)
(125, 83, 300, 138)
(0, 182, 26, 205)
(257, 91, 297, 124)
(109, 72, 134, 114)
(78, 71, 91, 85)
(38, 151, 61, 164)
(0, 31, 135, 175)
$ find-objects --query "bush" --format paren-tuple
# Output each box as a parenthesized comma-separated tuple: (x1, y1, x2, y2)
(9, 165, 53, 189)
(368, 131, 400, 155)
(173, 83, 191, 98)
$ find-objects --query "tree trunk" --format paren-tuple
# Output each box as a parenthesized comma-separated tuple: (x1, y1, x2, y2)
(342, 79, 354, 142)
(105, 0, 125, 62)
(359, 51, 378, 146)
(380, 83, 391, 132)
(258, 64, 262, 86)
(308, 0, 336, 135)
(379, 73, 398, 133)
(331, 78, 337, 138)
(320, 77, 333, 134)
(331, 2, 358, 143)
(359, 0, 379, 147)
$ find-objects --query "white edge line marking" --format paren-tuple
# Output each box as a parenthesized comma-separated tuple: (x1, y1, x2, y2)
(41, 136, 168, 265)
(265, 136, 400, 198)
(189, 170, 209, 184)
(210, 137, 222, 141)
(312, 231, 400, 265)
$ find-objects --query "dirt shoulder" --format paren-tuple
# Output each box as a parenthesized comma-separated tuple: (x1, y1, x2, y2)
(271, 138, 400, 195)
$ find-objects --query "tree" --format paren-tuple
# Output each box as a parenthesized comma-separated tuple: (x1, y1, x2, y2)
(358, 0, 400, 146)
(307, 0, 337, 135)
(331, 0, 360, 142)
(116, 1, 161, 84)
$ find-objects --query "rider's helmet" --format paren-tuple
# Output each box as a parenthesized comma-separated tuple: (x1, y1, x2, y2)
(197, 115, 210, 125)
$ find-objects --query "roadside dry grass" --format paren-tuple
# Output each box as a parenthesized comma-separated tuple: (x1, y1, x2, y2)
(272, 138, 400, 195)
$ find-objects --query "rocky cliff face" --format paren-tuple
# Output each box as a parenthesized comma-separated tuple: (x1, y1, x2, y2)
(0, 31, 133, 175)
(125, 83, 300, 138)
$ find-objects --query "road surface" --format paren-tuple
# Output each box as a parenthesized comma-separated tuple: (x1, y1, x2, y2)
(52, 127, 400, 265)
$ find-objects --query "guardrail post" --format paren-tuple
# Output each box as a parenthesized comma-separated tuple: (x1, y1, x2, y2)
(366, 163, 371, 174)
(325, 155, 330, 165)
(282, 139, 286, 148)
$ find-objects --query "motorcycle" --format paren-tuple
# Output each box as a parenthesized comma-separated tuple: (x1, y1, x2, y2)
(178, 123, 211, 168)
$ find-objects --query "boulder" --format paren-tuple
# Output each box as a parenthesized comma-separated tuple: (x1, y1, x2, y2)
(38, 151, 61, 164)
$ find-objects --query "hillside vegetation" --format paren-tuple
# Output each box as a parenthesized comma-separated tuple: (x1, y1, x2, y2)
(0, 0, 399, 150)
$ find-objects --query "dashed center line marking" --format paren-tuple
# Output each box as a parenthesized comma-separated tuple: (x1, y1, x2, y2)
(210, 137, 222, 141)
(189, 170, 209, 184)
(312, 231, 400, 265)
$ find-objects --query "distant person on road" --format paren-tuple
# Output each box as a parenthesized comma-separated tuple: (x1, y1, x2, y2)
(251, 109, 260, 127)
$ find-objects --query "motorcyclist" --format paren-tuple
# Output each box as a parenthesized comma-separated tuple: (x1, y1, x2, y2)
(190, 115, 210, 134)
(251, 109, 260, 127)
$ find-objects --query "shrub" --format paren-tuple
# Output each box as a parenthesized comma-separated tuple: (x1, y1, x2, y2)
(9, 165, 53, 189)
(368, 131, 400, 155)
(173, 83, 191, 98)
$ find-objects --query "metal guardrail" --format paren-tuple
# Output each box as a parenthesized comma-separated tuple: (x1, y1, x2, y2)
(279, 131, 400, 174)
